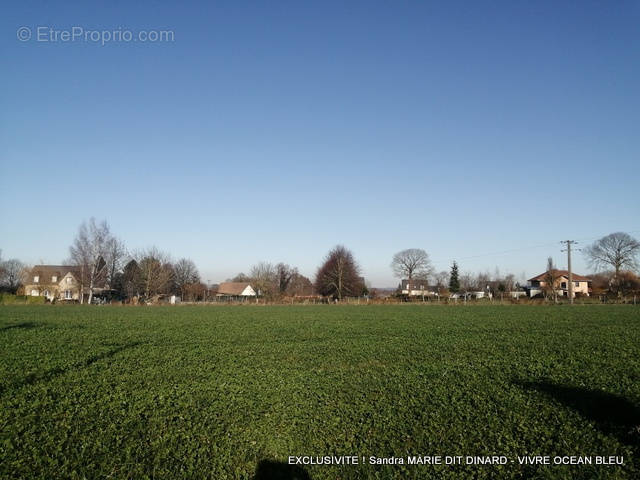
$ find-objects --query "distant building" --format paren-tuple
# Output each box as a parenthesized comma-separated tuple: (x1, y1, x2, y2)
(369, 287, 396, 299)
(216, 282, 257, 299)
(23, 265, 101, 302)
(508, 290, 528, 299)
(450, 291, 493, 300)
(526, 270, 591, 298)
(400, 279, 440, 297)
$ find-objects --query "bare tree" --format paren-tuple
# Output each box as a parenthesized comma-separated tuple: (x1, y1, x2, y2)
(173, 258, 200, 300)
(391, 249, 434, 294)
(69, 218, 113, 304)
(276, 262, 298, 295)
(135, 247, 173, 300)
(184, 281, 207, 302)
(0, 258, 26, 293)
(543, 257, 560, 303)
(105, 237, 127, 289)
(584, 232, 640, 282)
(229, 273, 251, 282)
(315, 245, 362, 300)
(475, 271, 491, 292)
(433, 271, 449, 288)
(287, 272, 314, 296)
(615, 271, 640, 297)
(503, 274, 516, 293)
(250, 261, 278, 299)
(459, 272, 474, 292)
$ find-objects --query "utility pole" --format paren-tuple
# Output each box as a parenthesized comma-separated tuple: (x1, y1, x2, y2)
(561, 240, 577, 304)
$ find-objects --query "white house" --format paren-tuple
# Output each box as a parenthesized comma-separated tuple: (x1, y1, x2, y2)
(400, 279, 439, 297)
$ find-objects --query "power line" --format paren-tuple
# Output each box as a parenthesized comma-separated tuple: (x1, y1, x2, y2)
(429, 229, 640, 267)
(429, 241, 563, 267)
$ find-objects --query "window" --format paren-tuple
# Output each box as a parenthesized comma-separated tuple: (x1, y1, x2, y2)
(52, 276, 57, 282)
(66, 277, 72, 284)
(43, 290, 49, 297)
(31, 289, 38, 296)
(65, 290, 72, 300)
(575, 282, 580, 287)
(561, 282, 567, 289)
(33, 276, 39, 283)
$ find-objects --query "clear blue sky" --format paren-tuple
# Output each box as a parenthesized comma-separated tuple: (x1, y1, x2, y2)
(1, 1, 639, 286)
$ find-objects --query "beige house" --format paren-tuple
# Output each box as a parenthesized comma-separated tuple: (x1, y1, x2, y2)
(528, 270, 591, 298)
(23, 265, 87, 302)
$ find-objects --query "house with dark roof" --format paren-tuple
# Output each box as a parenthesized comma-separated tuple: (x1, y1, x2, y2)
(24, 265, 86, 302)
(526, 270, 591, 298)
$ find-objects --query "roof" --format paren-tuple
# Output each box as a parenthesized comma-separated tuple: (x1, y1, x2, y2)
(29, 265, 107, 288)
(528, 270, 591, 282)
(217, 282, 253, 295)
(30, 265, 83, 282)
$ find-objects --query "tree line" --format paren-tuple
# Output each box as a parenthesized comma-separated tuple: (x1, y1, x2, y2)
(1, 220, 639, 301)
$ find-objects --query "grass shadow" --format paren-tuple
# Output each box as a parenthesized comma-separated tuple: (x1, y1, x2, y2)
(252, 460, 312, 480)
(1, 341, 143, 395)
(0, 321, 40, 331)
(515, 380, 640, 447)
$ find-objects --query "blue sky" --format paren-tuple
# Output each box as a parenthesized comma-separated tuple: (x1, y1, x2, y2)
(1, 1, 639, 286)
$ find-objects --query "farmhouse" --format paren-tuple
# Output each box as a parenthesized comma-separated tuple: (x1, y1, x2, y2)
(527, 270, 591, 298)
(216, 282, 257, 300)
(23, 265, 90, 302)
(400, 279, 439, 297)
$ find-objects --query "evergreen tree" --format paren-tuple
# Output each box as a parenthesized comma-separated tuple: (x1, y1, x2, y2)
(449, 261, 460, 293)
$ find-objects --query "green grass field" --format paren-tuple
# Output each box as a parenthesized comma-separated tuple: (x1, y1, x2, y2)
(1, 305, 639, 479)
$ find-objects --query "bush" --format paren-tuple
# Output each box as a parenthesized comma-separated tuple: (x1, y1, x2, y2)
(26, 296, 45, 304)
(1, 294, 45, 305)
(0, 293, 16, 305)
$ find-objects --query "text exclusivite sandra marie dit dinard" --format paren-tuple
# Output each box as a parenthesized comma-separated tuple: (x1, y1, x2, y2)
(288, 455, 624, 466)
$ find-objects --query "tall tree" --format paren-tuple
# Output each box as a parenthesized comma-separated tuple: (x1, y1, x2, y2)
(449, 261, 460, 293)
(391, 249, 433, 295)
(121, 259, 142, 299)
(276, 262, 298, 295)
(173, 258, 200, 300)
(584, 232, 640, 291)
(69, 218, 113, 304)
(315, 245, 362, 300)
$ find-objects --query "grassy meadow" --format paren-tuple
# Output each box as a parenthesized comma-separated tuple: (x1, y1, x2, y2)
(1, 305, 639, 479)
